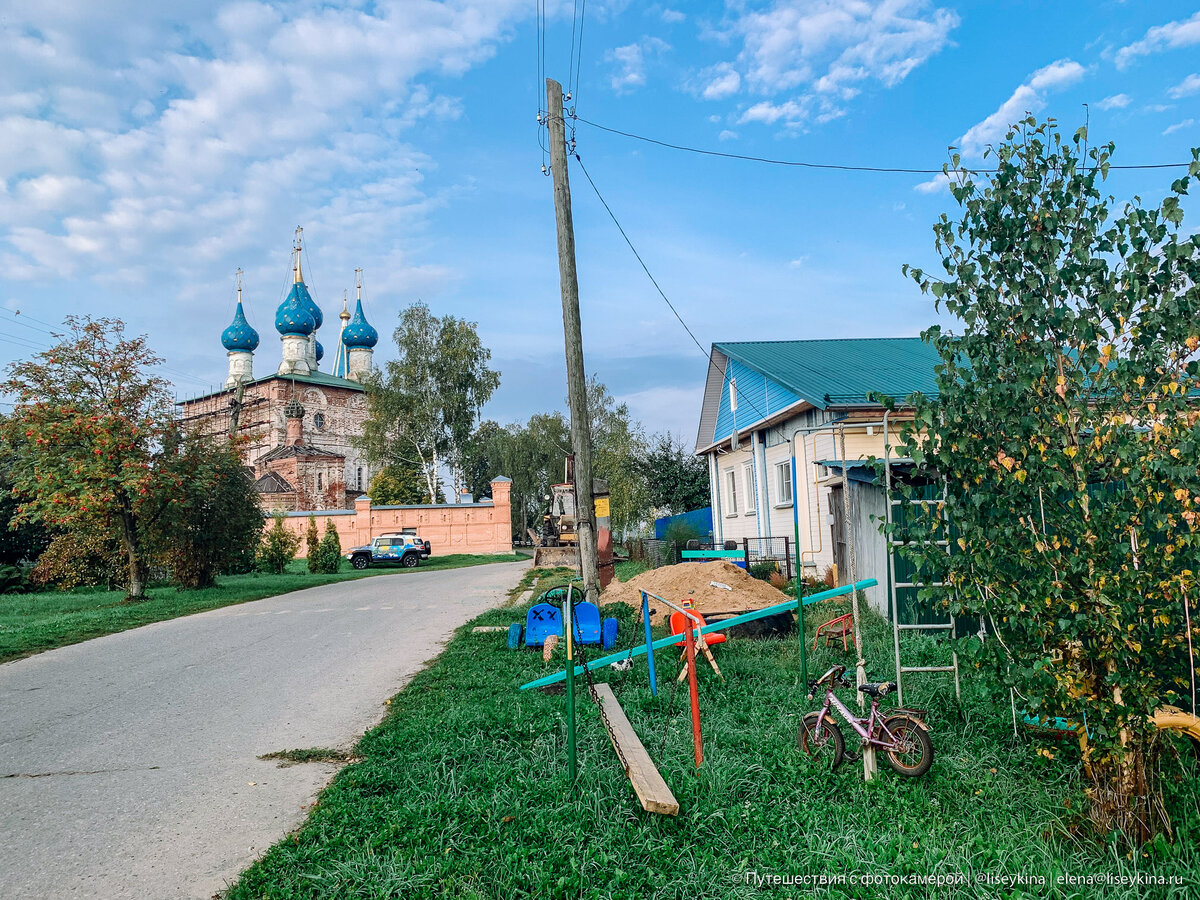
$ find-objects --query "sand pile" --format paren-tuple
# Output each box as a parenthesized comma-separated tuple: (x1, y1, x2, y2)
(601, 560, 791, 626)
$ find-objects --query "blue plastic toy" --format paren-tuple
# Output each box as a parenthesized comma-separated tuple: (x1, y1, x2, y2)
(506, 590, 618, 651)
(572, 600, 619, 651)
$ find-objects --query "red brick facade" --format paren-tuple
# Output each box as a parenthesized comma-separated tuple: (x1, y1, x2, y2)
(281, 479, 513, 556)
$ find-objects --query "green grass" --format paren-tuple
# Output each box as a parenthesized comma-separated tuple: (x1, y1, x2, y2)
(228, 592, 1200, 899)
(0, 553, 525, 664)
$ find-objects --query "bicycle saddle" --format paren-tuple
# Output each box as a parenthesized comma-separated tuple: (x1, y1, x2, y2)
(858, 682, 896, 698)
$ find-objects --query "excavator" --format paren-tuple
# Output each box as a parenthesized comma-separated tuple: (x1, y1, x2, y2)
(529, 457, 613, 587)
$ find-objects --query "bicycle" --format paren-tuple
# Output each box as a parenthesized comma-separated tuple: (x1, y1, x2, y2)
(799, 664, 934, 777)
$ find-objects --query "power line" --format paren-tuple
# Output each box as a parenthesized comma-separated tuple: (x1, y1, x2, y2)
(576, 116, 1194, 174)
(572, 153, 772, 429)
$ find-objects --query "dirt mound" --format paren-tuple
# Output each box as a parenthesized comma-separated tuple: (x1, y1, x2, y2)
(601, 560, 791, 625)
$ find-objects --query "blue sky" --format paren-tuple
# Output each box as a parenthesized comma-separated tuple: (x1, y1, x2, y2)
(1, 1, 1199, 442)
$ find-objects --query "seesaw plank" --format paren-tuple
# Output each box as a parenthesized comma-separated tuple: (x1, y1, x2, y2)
(592, 684, 679, 816)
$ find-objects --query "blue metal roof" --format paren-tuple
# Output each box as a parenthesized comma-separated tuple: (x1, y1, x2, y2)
(342, 299, 378, 348)
(221, 301, 259, 352)
(714, 338, 941, 409)
(274, 287, 316, 336)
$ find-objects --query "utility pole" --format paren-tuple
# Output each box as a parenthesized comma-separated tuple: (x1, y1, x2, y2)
(546, 77, 599, 602)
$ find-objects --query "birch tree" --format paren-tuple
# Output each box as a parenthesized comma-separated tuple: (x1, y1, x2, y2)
(357, 302, 499, 503)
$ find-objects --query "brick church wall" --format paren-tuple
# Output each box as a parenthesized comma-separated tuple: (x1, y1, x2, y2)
(277, 477, 513, 556)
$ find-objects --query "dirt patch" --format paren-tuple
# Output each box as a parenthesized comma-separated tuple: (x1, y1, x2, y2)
(258, 747, 357, 767)
(600, 560, 791, 626)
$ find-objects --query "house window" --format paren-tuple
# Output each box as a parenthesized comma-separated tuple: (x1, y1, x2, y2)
(317, 473, 323, 492)
(724, 469, 738, 516)
(743, 463, 755, 514)
(729, 377, 738, 412)
(357, 467, 363, 490)
(776, 460, 794, 505)
(313, 412, 326, 431)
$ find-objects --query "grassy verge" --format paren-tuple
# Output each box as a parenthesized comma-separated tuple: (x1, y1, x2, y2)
(228, 591, 1200, 899)
(0, 553, 525, 664)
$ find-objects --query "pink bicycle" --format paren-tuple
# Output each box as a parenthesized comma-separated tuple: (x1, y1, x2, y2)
(799, 664, 934, 777)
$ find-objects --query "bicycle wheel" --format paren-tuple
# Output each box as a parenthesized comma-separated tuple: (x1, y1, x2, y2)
(882, 715, 933, 777)
(799, 713, 845, 770)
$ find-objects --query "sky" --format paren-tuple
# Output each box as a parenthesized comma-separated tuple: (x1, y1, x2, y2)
(2, 0, 1199, 444)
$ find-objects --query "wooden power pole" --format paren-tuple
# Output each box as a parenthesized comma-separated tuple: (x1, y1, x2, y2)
(546, 77, 599, 602)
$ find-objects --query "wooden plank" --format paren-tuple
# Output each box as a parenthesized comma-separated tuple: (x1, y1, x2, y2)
(591, 684, 679, 816)
(519, 578, 878, 690)
(472, 626, 509, 633)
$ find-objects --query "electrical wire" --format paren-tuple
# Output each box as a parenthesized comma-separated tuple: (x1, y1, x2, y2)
(572, 153, 771, 429)
(576, 116, 1195, 174)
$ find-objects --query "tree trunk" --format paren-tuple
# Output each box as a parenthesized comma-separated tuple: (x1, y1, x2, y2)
(118, 508, 148, 601)
(1085, 733, 1168, 844)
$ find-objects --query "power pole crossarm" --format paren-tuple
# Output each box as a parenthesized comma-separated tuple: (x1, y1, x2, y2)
(546, 77, 599, 602)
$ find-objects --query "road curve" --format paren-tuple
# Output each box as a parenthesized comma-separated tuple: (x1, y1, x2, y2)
(0, 560, 527, 900)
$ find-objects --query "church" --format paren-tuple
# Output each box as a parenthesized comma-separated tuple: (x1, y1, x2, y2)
(180, 229, 381, 511)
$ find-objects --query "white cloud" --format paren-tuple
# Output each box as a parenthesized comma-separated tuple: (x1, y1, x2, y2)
(913, 172, 951, 194)
(958, 59, 1086, 157)
(1168, 74, 1200, 99)
(607, 37, 670, 93)
(0, 1, 526, 286)
(700, 62, 742, 100)
(1098, 93, 1131, 110)
(1163, 119, 1195, 136)
(661, 8, 686, 24)
(725, 0, 958, 128)
(718, 129, 738, 141)
(1115, 11, 1200, 69)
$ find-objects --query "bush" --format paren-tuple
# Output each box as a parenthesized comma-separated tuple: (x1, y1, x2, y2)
(257, 512, 300, 575)
(30, 529, 125, 591)
(749, 560, 778, 582)
(305, 515, 321, 574)
(311, 520, 342, 574)
(0, 564, 28, 594)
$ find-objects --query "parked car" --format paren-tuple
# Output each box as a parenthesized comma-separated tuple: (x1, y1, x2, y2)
(345, 534, 427, 570)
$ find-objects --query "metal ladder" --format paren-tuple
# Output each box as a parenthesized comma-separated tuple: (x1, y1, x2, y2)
(882, 410, 960, 707)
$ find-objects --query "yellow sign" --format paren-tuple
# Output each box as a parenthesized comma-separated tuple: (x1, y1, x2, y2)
(594, 497, 611, 518)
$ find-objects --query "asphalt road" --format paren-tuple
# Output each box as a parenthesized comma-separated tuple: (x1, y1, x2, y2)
(0, 560, 527, 900)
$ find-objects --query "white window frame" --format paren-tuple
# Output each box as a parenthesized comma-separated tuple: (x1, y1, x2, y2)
(776, 460, 794, 506)
(724, 469, 738, 517)
(729, 377, 738, 412)
(743, 463, 756, 514)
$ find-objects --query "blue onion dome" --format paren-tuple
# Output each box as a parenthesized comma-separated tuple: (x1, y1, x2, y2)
(221, 301, 260, 352)
(275, 289, 316, 336)
(341, 299, 378, 349)
(281, 280, 323, 331)
(315, 339, 324, 362)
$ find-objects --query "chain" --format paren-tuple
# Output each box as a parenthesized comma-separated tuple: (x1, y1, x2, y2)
(571, 619, 633, 774)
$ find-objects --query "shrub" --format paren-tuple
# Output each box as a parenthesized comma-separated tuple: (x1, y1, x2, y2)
(30, 529, 125, 591)
(0, 564, 28, 594)
(257, 512, 300, 575)
(305, 515, 321, 574)
(312, 520, 342, 574)
(748, 560, 778, 582)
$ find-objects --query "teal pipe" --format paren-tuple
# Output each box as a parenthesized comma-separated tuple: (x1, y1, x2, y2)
(519, 578, 878, 691)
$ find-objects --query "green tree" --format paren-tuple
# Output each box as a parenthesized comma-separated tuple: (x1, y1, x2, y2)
(358, 302, 499, 503)
(0, 439, 51, 566)
(258, 512, 300, 575)
(150, 430, 264, 589)
(313, 519, 342, 574)
(368, 465, 444, 506)
(897, 119, 1200, 841)
(640, 432, 710, 515)
(2, 317, 178, 600)
(305, 515, 321, 573)
(587, 378, 651, 538)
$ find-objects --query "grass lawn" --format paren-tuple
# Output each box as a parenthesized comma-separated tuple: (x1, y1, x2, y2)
(0, 552, 526, 665)
(228, 576, 1200, 899)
